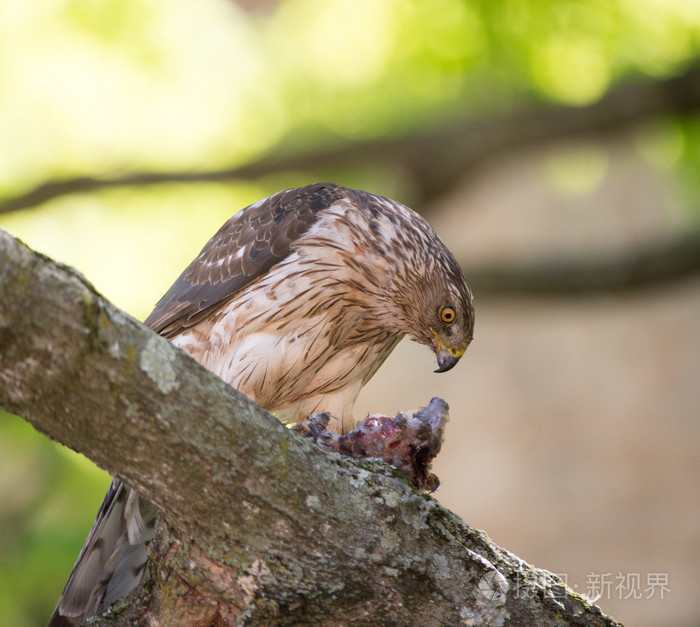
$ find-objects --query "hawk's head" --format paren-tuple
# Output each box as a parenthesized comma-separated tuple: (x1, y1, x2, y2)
(346, 188, 474, 374)
(424, 277, 473, 374)
(395, 249, 474, 374)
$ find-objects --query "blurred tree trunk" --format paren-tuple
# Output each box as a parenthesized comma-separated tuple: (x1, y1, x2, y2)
(0, 228, 620, 627)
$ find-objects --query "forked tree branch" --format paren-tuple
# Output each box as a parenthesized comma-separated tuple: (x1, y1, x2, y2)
(0, 228, 619, 626)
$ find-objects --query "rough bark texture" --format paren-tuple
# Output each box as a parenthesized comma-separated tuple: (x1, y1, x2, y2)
(0, 228, 621, 626)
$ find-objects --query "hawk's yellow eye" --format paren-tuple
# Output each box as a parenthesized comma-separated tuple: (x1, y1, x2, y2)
(439, 305, 456, 325)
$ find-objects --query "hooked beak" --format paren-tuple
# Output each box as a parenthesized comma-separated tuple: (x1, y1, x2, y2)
(431, 328, 467, 373)
(435, 348, 461, 373)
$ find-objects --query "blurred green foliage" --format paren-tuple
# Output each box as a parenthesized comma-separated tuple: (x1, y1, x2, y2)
(0, 411, 110, 625)
(1, 0, 699, 624)
(1, 0, 699, 195)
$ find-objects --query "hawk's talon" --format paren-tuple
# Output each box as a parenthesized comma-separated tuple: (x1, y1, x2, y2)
(306, 419, 319, 443)
(292, 412, 333, 444)
(426, 473, 440, 493)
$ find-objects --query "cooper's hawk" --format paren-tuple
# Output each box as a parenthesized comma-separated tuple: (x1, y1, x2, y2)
(48, 183, 474, 626)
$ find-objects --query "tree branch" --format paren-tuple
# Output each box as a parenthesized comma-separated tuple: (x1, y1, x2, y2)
(0, 228, 620, 626)
(466, 233, 700, 297)
(2, 64, 700, 216)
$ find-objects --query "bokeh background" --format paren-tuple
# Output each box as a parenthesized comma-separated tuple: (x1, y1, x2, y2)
(1, 0, 699, 625)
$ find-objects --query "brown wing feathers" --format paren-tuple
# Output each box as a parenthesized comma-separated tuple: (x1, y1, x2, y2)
(143, 183, 345, 338)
